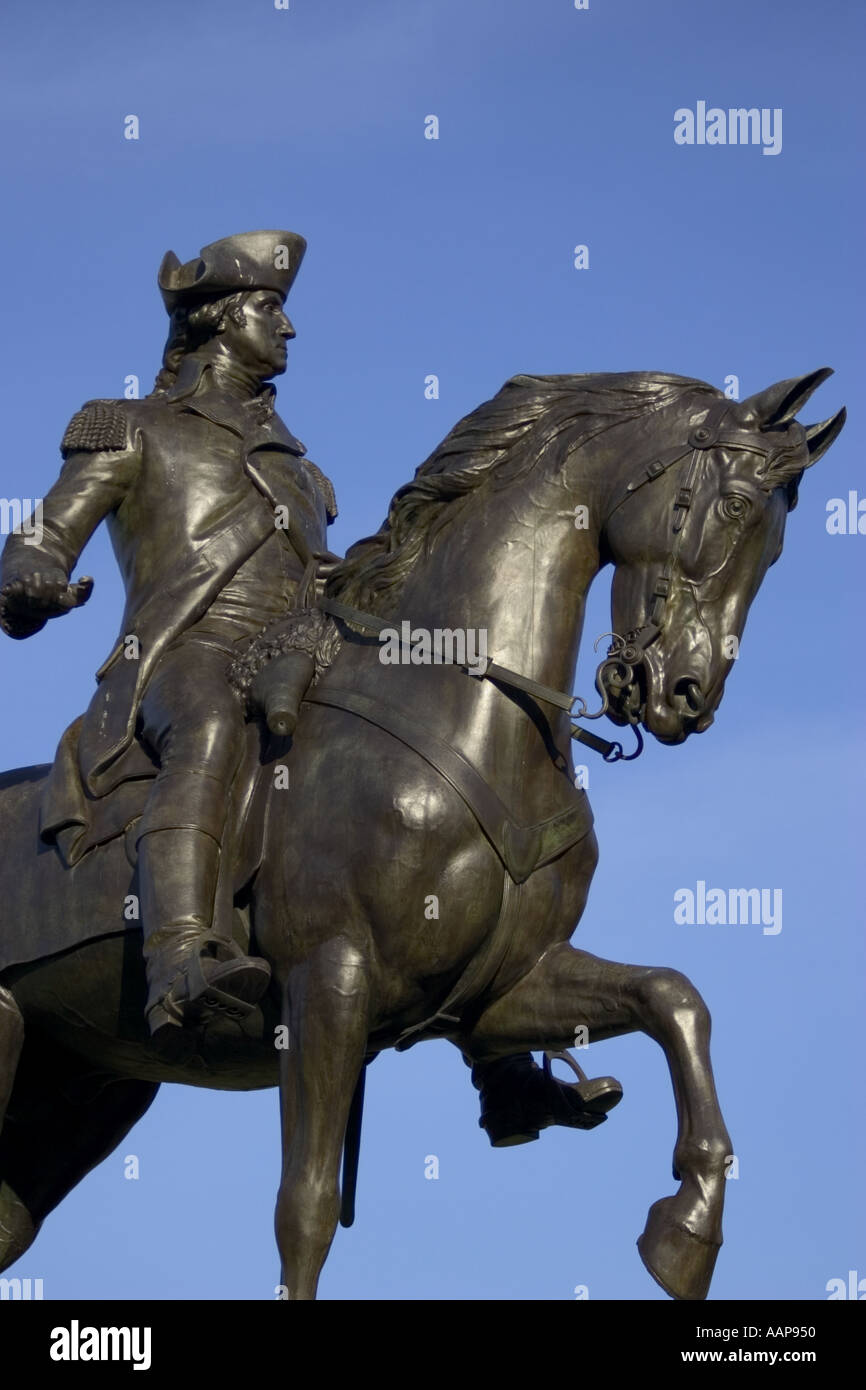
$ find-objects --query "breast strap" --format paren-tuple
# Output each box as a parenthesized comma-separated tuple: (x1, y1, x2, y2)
(304, 685, 593, 885)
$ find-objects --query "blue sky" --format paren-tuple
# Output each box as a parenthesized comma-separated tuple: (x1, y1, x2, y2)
(0, 0, 863, 1300)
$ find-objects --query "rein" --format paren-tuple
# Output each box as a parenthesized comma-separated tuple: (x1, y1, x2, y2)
(318, 588, 645, 763)
(318, 593, 640, 764)
(320, 397, 761, 768)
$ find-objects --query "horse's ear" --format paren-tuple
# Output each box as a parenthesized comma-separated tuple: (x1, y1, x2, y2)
(802, 407, 847, 465)
(739, 367, 835, 427)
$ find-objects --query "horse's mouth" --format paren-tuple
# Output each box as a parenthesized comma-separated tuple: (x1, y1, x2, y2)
(644, 672, 717, 743)
(602, 661, 648, 729)
(604, 661, 718, 744)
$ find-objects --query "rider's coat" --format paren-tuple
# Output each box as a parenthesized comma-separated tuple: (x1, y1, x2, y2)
(0, 356, 336, 795)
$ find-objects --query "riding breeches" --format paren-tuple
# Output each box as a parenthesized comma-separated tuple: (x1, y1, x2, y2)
(134, 637, 249, 847)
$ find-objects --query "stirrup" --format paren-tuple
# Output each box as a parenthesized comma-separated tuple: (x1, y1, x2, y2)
(479, 1050, 623, 1148)
(180, 939, 271, 1018)
(542, 1050, 623, 1113)
(147, 937, 271, 1049)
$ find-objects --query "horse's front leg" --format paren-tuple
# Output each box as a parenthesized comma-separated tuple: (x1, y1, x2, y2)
(274, 934, 370, 1301)
(464, 942, 732, 1300)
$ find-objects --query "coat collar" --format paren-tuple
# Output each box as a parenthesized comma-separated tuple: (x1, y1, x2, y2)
(164, 358, 304, 452)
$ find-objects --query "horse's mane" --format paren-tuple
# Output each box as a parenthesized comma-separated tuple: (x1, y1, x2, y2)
(327, 371, 718, 615)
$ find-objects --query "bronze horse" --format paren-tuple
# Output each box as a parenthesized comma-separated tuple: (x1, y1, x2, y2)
(0, 368, 844, 1299)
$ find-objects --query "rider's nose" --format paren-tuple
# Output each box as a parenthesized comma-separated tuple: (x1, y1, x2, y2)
(281, 318, 296, 340)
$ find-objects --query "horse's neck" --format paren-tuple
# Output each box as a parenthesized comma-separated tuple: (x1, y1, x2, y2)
(414, 475, 601, 690)
(349, 456, 607, 810)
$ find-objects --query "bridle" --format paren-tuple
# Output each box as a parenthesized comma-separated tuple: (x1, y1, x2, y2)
(574, 397, 799, 761)
(576, 398, 736, 750)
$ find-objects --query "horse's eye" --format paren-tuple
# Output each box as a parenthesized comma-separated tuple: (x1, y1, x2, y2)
(722, 495, 750, 520)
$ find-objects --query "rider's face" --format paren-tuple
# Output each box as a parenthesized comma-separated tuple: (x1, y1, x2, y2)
(221, 290, 295, 380)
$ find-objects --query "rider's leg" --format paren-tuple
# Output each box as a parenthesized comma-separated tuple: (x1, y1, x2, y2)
(135, 642, 269, 1043)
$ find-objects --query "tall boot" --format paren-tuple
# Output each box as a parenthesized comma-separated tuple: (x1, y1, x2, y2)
(469, 1053, 622, 1147)
(137, 827, 271, 1052)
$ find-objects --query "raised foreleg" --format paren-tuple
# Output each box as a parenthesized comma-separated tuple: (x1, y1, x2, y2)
(462, 943, 732, 1300)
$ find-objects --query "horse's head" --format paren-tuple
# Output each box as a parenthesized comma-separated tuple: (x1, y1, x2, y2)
(599, 369, 845, 744)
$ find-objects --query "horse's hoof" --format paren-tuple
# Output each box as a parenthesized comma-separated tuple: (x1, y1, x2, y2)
(637, 1196, 721, 1301)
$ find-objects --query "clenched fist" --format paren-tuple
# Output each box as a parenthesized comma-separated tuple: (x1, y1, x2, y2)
(0, 571, 93, 639)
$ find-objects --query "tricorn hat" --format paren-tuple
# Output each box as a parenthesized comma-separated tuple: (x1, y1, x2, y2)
(158, 230, 306, 313)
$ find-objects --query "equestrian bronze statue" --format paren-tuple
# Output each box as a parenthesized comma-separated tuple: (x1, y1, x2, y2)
(0, 230, 846, 1299)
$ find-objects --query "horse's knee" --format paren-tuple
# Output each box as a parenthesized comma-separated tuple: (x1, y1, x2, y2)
(633, 967, 707, 1028)
(275, 1171, 340, 1248)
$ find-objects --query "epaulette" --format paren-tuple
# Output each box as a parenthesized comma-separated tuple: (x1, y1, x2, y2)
(304, 460, 338, 523)
(61, 399, 129, 456)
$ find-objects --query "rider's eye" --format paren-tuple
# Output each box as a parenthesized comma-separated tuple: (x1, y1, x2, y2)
(722, 495, 750, 520)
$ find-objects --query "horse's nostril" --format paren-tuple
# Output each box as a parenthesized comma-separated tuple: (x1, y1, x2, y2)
(675, 678, 705, 714)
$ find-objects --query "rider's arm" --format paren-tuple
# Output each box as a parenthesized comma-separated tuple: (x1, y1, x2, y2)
(0, 400, 140, 639)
